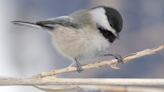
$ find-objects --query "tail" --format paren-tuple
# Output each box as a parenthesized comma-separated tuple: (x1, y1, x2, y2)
(12, 21, 54, 31)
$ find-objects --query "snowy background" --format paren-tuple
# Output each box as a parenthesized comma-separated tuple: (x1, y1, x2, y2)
(0, 0, 164, 92)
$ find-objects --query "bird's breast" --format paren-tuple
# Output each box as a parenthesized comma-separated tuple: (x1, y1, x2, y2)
(51, 25, 111, 64)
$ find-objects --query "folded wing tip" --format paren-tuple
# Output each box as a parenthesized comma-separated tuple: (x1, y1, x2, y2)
(11, 21, 54, 31)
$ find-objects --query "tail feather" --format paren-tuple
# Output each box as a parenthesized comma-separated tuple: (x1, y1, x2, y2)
(12, 21, 54, 31)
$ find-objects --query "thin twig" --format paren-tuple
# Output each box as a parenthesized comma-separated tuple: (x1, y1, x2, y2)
(32, 45, 164, 78)
(33, 85, 164, 92)
(0, 78, 164, 86)
(80, 85, 164, 92)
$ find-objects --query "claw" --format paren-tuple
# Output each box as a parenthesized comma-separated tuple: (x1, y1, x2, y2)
(104, 54, 124, 64)
(113, 54, 124, 64)
(77, 65, 83, 73)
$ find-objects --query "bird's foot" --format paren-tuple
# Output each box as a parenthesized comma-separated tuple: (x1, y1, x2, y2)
(76, 61, 83, 73)
(75, 58, 83, 73)
(112, 54, 124, 64)
(104, 54, 124, 64)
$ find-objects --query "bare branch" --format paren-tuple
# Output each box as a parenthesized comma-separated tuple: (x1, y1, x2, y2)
(33, 85, 164, 92)
(80, 85, 164, 92)
(0, 45, 164, 92)
(32, 45, 164, 78)
(0, 77, 164, 86)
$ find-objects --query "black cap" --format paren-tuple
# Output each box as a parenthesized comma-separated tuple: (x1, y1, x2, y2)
(103, 6, 123, 33)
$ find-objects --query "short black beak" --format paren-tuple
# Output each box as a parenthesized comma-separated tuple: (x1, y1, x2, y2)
(116, 33, 120, 40)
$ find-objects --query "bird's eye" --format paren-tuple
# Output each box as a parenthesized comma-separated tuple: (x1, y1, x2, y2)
(110, 23, 114, 28)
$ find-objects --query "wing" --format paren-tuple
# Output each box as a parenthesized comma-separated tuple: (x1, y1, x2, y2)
(12, 21, 54, 31)
(36, 16, 79, 28)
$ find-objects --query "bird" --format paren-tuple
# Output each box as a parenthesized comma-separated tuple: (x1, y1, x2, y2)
(12, 6, 123, 73)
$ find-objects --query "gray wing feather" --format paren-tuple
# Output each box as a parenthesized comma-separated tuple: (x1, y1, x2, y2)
(12, 21, 53, 31)
(36, 16, 79, 28)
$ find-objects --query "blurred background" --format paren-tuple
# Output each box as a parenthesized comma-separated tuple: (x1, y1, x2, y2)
(0, 0, 164, 92)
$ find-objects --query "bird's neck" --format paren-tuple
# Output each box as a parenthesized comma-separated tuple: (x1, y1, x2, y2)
(98, 26, 116, 43)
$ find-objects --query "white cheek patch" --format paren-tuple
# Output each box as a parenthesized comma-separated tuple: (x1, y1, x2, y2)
(90, 7, 116, 34)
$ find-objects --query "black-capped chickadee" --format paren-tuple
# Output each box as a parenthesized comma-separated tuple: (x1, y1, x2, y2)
(13, 6, 123, 73)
